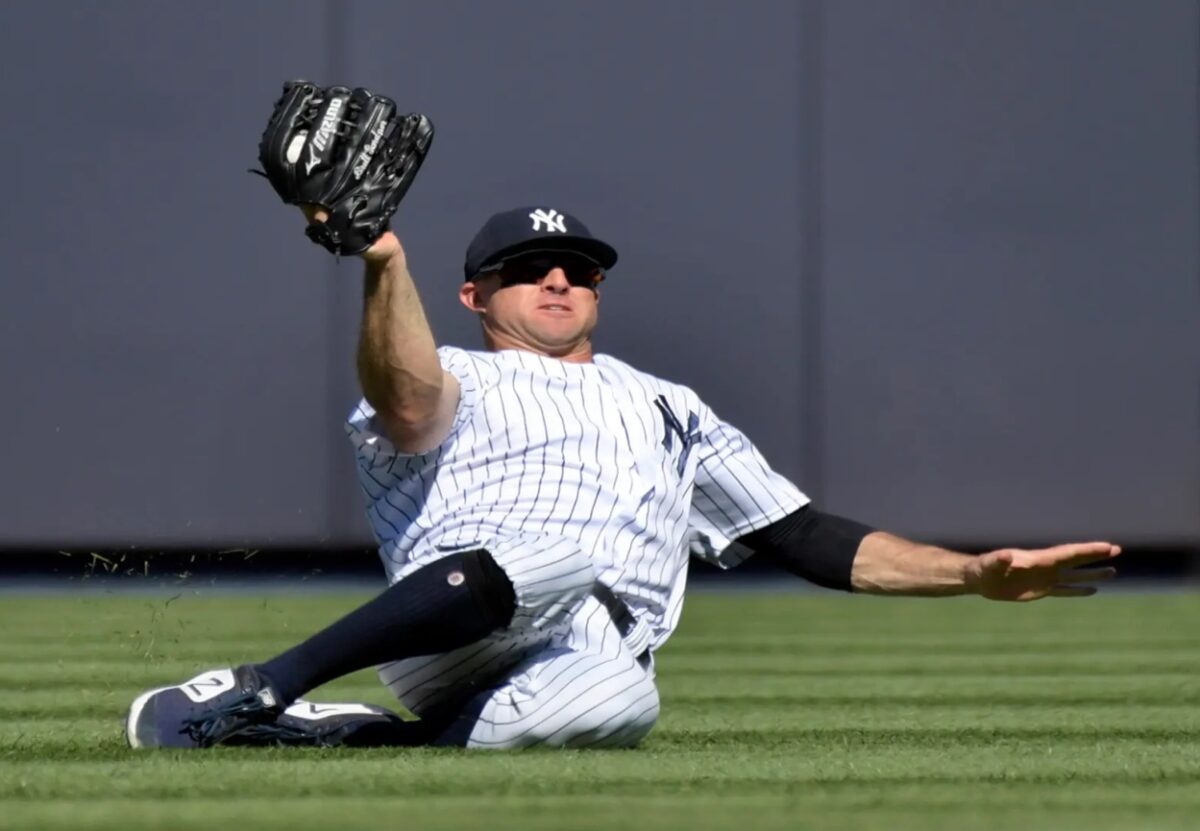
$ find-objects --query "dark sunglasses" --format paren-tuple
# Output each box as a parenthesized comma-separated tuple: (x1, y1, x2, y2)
(483, 253, 605, 289)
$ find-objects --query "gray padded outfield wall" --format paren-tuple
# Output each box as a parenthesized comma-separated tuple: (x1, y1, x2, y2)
(0, 0, 1196, 548)
(818, 0, 1200, 543)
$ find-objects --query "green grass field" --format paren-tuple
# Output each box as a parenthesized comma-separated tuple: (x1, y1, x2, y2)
(0, 589, 1197, 830)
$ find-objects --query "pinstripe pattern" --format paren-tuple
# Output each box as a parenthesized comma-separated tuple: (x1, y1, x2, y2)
(463, 645, 658, 747)
(399, 595, 660, 749)
(348, 346, 807, 747)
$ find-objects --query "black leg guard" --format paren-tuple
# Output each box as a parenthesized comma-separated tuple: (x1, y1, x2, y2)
(254, 549, 516, 704)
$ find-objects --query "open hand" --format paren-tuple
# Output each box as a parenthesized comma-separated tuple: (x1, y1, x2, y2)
(967, 542, 1120, 601)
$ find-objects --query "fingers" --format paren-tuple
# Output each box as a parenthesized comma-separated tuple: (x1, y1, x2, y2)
(1034, 542, 1121, 568)
(361, 231, 403, 265)
(1058, 566, 1117, 585)
(1049, 563, 1117, 598)
(1044, 542, 1121, 558)
(978, 550, 1014, 573)
(1060, 549, 1121, 569)
(300, 204, 329, 224)
(1048, 585, 1098, 598)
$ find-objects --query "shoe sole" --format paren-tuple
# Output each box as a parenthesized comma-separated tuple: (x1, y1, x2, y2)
(126, 686, 173, 749)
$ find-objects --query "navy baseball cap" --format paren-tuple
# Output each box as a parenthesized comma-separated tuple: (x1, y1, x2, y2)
(463, 206, 618, 280)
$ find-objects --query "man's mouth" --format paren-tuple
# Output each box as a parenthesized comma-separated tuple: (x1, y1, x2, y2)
(538, 304, 571, 312)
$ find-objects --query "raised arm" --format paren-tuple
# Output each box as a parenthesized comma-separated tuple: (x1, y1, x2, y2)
(355, 230, 460, 453)
(256, 81, 445, 453)
(300, 203, 459, 453)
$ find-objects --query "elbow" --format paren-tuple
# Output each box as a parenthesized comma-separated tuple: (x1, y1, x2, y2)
(359, 366, 444, 426)
(366, 390, 443, 435)
(363, 371, 458, 454)
(369, 400, 445, 454)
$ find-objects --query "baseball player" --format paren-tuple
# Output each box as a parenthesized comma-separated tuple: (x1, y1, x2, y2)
(126, 82, 1121, 750)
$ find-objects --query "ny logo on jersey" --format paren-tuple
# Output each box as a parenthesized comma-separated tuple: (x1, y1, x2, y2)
(529, 208, 567, 233)
(653, 395, 702, 476)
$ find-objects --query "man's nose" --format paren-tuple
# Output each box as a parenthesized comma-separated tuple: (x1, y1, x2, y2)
(540, 268, 571, 292)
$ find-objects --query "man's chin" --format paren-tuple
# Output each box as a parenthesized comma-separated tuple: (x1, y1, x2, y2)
(532, 324, 589, 348)
(529, 332, 592, 358)
(482, 319, 594, 357)
(537, 340, 586, 358)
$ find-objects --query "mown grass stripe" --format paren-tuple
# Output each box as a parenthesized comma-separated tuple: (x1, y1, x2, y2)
(0, 757, 1196, 793)
(0, 592, 1197, 829)
(5, 664, 1199, 690)
(4, 680, 1193, 706)
(2, 678, 1195, 717)
(663, 691, 1200, 707)
(5, 703, 1196, 742)
(8, 634, 1198, 653)
(660, 641, 1200, 657)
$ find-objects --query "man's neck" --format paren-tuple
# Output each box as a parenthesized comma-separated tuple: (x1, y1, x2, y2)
(483, 335, 594, 364)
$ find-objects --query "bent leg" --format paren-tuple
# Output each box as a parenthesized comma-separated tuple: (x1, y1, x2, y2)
(379, 534, 599, 717)
(430, 596, 661, 749)
(126, 535, 597, 749)
(259, 534, 595, 705)
(454, 645, 659, 749)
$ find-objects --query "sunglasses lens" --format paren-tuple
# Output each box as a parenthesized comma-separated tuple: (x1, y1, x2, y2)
(498, 263, 542, 285)
(499, 256, 602, 288)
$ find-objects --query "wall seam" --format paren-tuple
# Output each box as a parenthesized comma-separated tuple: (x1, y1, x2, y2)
(799, 0, 825, 498)
(1195, 0, 1200, 562)
(324, 0, 351, 545)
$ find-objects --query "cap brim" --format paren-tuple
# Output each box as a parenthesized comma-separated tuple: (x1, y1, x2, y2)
(479, 235, 618, 274)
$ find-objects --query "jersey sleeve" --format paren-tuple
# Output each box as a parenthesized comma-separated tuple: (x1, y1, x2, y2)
(344, 345, 491, 467)
(688, 407, 810, 569)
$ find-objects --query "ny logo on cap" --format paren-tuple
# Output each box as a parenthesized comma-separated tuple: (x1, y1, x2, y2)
(529, 208, 567, 233)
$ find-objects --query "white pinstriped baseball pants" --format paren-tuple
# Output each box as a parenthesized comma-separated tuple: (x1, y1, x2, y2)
(377, 534, 661, 749)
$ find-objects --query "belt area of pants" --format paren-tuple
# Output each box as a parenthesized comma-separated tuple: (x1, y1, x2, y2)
(591, 582, 652, 668)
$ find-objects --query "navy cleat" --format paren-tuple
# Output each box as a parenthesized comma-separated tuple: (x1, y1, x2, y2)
(222, 700, 412, 748)
(126, 665, 285, 749)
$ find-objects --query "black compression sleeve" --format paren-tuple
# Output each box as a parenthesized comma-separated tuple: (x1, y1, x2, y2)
(737, 506, 875, 592)
(254, 549, 515, 703)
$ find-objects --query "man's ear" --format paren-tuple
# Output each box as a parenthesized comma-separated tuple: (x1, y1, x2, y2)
(459, 281, 484, 314)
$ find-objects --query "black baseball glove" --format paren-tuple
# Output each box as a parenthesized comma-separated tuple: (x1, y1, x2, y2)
(255, 81, 434, 256)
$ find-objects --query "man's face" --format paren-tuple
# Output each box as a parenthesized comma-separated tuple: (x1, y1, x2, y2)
(459, 252, 603, 358)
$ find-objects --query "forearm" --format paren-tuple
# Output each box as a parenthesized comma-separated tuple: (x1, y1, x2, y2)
(850, 531, 976, 596)
(744, 509, 1116, 601)
(357, 234, 444, 423)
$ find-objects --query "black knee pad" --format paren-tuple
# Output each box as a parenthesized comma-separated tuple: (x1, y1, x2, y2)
(453, 549, 516, 630)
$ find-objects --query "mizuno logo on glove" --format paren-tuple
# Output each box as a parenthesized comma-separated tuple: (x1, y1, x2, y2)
(305, 96, 346, 174)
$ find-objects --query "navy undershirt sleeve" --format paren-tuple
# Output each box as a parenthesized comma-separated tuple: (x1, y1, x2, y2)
(737, 506, 875, 592)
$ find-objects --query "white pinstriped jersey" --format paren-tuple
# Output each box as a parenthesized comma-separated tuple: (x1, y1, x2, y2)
(346, 346, 808, 651)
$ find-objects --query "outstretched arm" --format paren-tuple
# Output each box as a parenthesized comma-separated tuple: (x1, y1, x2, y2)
(850, 532, 1120, 600)
(744, 508, 1120, 601)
